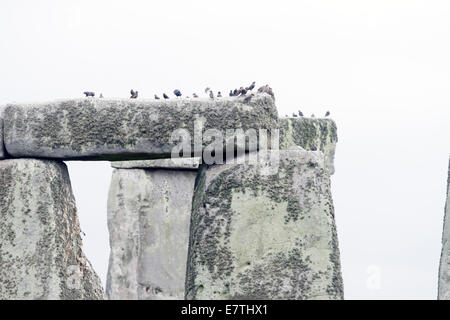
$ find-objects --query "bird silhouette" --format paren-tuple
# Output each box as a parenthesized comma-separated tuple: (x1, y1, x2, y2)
(311, 114, 315, 118)
(83, 91, 95, 97)
(209, 91, 214, 99)
(217, 91, 222, 97)
(130, 89, 138, 99)
(298, 110, 303, 117)
(193, 93, 198, 98)
(246, 81, 256, 91)
(229, 90, 233, 97)
(292, 113, 298, 117)
(154, 94, 160, 100)
(163, 93, 169, 99)
(174, 89, 182, 97)
(257, 85, 275, 99)
(204, 87, 210, 94)
(99, 93, 103, 98)
(325, 111, 330, 117)
(233, 88, 239, 96)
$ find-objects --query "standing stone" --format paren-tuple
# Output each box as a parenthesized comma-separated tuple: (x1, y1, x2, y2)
(0, 159, 104, 300)
(0, 117, 5, 159)
(107, 167, 197, 299)
(186, 149, 344, 300)
(279, 118, 337, 174)
(439, 158, 450, 300)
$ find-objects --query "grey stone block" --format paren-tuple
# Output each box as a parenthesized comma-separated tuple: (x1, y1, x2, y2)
(111, 157, 201, 170)
(4, 95, 278, 161)
(0, 159, 104, 300)
(186, 149, 344, 300)
(279, 118, 337, 174)
(439, 158, 450, 300)
(106, 168, 197, 299)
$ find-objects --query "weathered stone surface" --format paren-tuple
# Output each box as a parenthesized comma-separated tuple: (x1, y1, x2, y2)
(111, 157, 201, 170)
(439, 158, 450, 300)
(186, 149, 343, 300)
(107, 168, 197, 299)
(279, 118, 337, 174)
(0, 117, 5, 159)
(4, 95, 278, 161)
(0, 159, 104, 300)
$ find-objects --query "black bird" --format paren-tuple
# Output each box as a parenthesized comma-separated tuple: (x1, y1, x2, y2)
(239, 87, 247, 96)
(163, 93, 169, 99)
(83, 91, 95, 97)
(130, 89, 138, 99)
(174, 89, 182, 97)
(229, 90, 233, 97)
(209, 91, 214, 99)
(193, 93, 198, 98)
(233, 88, 239, 96)
(325, 111, 330, 117)
(217, 91, 222, 97)
(246, 81, 256, 91)
(154, 94, 160, 100)
(311, 146, 318, 151)
(298, 110, 304, 117)
(292, 113, 298, 118)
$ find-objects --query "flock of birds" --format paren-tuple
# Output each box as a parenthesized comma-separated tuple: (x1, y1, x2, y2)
(287, 110, 330, 118)
(83, 83, 330, 118)
(82, 81, 274, 104)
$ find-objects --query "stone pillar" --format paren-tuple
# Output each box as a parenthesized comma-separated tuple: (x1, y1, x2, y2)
(439, 158, 450, 300)
(185, 149, 344, 300)
(279, 118, 337, 174)
(106, 159, 199, 300)
(0, 159, 104, 300)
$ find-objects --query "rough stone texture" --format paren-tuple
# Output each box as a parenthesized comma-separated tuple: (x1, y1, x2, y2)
(107, 168, 197, 300)
(186, 149, 344, 300)
(0, 159, 104, 300)
(111, 157, 201, 170)
(279, 118, 337, 174)
(4, 94, 278, 160)
(0, 117, 5, 159)
(438, 158, 450, 300)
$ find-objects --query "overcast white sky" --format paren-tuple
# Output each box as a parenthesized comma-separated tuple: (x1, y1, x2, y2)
(1, 0, 449, 299)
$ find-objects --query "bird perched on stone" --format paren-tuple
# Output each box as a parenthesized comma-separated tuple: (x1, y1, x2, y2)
(193, 93, 198, 98)
(246, 81, 256, 91)
(311, 114, 315, 118)
(99, 93, 103, 98)
(257, 85, 275, 99)
(298, 110, 303, 117)
(325, 111, 330, 117)
(243, 94, 254, 103)
(163, 93, 169, 99)
(311, 146, 318, 151)
(154, 94, 160, 99)
(173, 89, 182, 97)
(233, 88, 239, 96)
(217, 91, 222, 97)
(209, 91, 214, 99)
(130, 89, 138, 99)
(292, 113, 298, 117)
(83, 91, 95, 97)
(204, 87, 210, 94)
(239, 87, 247, 96)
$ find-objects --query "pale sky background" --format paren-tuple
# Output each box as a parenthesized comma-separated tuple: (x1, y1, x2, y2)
(1, 0, 449, 299)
